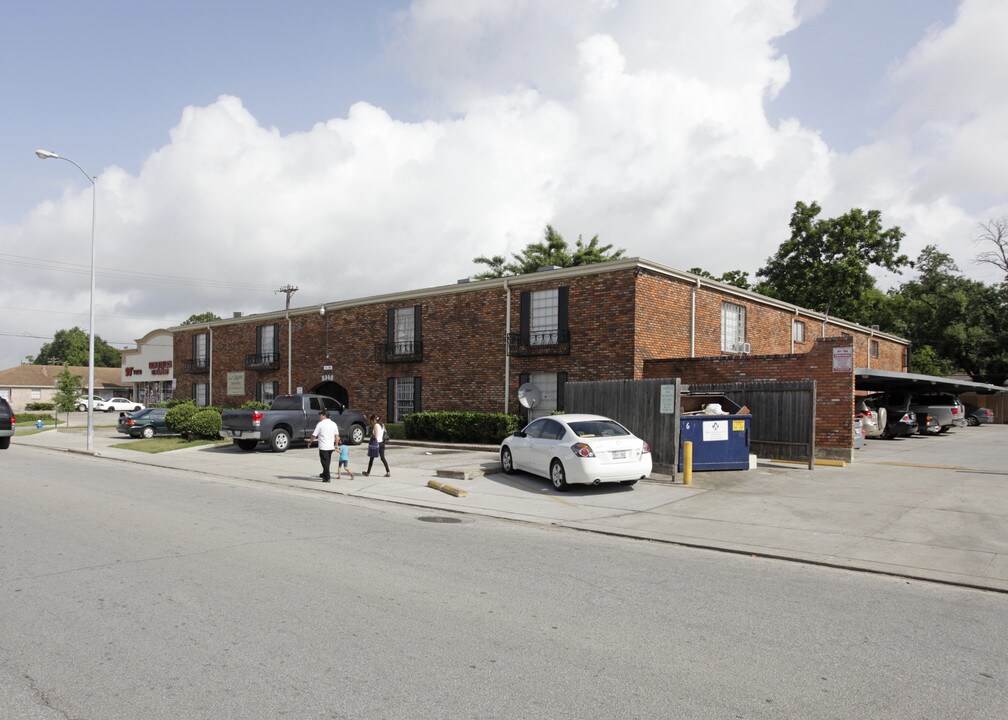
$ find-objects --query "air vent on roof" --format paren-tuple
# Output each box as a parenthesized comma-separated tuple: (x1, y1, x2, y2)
(537, 265, 560, 272)
(870, 324, 879, 331)
(233, 312, 243, 318)
(457, 278, 471, 284)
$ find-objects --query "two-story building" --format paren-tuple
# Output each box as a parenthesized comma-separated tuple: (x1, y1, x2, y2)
(169, 257, 908, 426)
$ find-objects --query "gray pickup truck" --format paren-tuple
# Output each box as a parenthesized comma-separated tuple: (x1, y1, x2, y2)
(220, 394, 368, 452)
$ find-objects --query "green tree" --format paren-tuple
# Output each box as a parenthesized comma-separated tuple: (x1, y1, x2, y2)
(181, 311, 222, 326)
(688, 267, 752, 290)
(755, 201, 910, 325)
(34, 327, 121, 367)
(53, 365, 83, 425)
(473, 225, 625, 279)
(895, 246, 1007, 383)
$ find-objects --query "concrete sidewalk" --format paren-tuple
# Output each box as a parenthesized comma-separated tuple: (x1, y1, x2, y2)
(13, 423, 1008, 592)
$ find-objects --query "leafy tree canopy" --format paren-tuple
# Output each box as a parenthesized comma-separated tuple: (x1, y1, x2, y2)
(755, 201, 910, 325)
(688, 267, 752, 290)
(33, 327, 121, 367)
(181, 311, 222, 326)
(473, 225, 625, 279)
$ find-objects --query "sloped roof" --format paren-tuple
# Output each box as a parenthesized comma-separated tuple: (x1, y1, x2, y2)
(0, 365, 127, 389)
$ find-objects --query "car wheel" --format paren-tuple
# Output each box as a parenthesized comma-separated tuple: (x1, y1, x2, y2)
(349, 423, 365, 445)
(133, 406, 142, 412)
(968, 416, 979, 427)
(105, 406, 116, 413)
(0, 437, 10, 450)
(550, 460, 569, 491)
(141, 426, 155, 439)
(501, 446, 514, 474)
(235, 439, 258, 451)
(269, 428, 291, 453)
(938, 426, 950, 434)
(620, 479, 638, 487)
(77, 404, 87, 412)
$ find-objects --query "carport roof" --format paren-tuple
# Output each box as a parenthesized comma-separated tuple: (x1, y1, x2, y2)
(855, 368, 1007, 395)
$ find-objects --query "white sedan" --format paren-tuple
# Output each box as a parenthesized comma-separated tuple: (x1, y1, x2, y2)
(500, 413, 652, 491)
(103, 397, 145, 413)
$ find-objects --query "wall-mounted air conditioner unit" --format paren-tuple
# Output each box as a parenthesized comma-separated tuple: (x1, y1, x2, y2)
(729, 342, 751, 354)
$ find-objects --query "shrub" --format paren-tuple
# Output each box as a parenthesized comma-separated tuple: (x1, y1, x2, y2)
(165, 402, 199, 434)
(242, 400, 269, 410)
(404, 412, 522, 444)
(187, 408, 222, 439)
(26, 402, 56, 411)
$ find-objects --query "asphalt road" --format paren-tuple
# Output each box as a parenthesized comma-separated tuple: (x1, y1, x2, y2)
(1, 450, 1005, 719)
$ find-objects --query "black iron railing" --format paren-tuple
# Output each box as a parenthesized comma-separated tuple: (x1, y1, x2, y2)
(181, 357, 210, 373)
(246, 352, 281, 371)
(374, 340, 424, 363)
(507, 330, 571, 357)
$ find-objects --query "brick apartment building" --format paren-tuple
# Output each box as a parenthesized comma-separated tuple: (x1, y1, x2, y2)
(170, 258, 909, 426)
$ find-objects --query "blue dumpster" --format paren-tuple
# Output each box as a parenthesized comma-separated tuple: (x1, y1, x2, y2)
(678, 394, 751, 471)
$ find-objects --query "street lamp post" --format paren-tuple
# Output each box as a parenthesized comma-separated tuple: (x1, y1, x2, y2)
(36, 149, 97, 452)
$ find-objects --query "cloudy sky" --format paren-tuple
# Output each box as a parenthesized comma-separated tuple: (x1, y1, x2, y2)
(2, 0, 1005, 370)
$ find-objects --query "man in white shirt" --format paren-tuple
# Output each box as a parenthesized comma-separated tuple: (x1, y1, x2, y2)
(307, 410, 338, 482)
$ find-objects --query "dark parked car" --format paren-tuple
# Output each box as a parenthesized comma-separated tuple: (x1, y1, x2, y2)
(0, 397, 14, 449)
(862, 394, 917, 439)
(965, 404, 994, 426)
(117, 408, 170, 438)
(220, 394, 368, 452)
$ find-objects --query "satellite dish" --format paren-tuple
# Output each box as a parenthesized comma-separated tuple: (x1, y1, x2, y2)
(518, 382, 542, 409)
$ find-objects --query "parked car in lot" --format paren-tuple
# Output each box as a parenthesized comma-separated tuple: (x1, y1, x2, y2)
(500, 413, 652, 491)
(76, 395, 107, 412)
(0, 397, 15, 449)
(117, 408, 169, 438)
(855, 399, 886, 438)
(861, 394, 917, 439)
(220, 394, 368, 452)
(965, 404, 994, 426)
(102, 397, 144, 413)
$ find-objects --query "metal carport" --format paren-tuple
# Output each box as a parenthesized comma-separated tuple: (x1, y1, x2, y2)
(855, 368, 1007, 395)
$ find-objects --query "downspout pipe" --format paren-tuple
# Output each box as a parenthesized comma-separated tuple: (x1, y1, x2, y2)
(207, 322, 213, 405)
(690, 278, 698, 357)
(287, 311, 292, 393)
(504, 278, 511, 414)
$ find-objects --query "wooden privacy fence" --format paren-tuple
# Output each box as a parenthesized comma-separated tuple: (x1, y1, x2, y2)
(565, 378, 681, 478)
(687, 380, 816, 468)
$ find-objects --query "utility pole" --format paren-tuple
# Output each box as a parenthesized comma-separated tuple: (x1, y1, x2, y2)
(275, 284, 299, 310)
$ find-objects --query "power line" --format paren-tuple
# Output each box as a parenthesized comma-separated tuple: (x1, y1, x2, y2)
(0, 252, 276, 291)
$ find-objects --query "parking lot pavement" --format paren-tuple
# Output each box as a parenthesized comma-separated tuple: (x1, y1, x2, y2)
(14, 424, 1008, 592)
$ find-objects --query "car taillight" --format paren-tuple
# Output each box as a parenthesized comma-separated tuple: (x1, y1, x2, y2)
(951, 407, 959, 416)
(9, 415, 14, 426)
(127, 419, 135, 426)
(984, 410, 993, 417)
(252, 411, 263, 426)
(571, 442, 595, 458)
(642, 441, 650, 454)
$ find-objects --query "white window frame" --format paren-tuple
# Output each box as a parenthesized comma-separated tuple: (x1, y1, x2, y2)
(394, 377, 414, 422)
(257, 381, 279, 405)
(31, 388, 42, 400)
(871, 340, 879, 359)
(530, 289, 559, 346)
(721, 302, 746, 352)
(792, 320, 805, 343)
(394, 308, 415, 354)
(194, 383, 209, 407)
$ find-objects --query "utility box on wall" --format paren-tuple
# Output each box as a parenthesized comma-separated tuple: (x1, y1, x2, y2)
(678, 394, 751, 471)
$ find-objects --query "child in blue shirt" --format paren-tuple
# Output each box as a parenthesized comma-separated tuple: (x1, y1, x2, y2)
(336, 436, 355, 480)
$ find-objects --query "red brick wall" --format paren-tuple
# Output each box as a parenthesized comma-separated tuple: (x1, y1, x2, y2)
(172, 265, 906, 431)
(642, 337, 856, 459)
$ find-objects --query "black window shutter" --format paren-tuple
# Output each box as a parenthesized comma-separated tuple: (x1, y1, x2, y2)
(387, 309, 395, 351)
(557, 372, 567, 411)
(519, 291, 530, 343)
(272, 324, 279, 355)
(387, 377, 395, 421)
(255, 382, 261, 402)
(413, 376, 422, 413)
(557, 286, 569, 332)
(191, 335, 197, 359)
(414, 305, 422, 349)
(256, 326, 263, 354)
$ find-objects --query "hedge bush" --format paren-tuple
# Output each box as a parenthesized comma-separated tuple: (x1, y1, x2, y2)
(188, 408, 222, 439)
(26, 402, 56, 411)
(404, 411, 522, 444)
(242, 400, 269, 410)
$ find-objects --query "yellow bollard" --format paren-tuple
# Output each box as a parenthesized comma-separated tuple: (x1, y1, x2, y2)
(683, 441, 693, 485)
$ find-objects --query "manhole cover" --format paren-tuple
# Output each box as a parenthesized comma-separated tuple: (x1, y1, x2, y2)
(417, 516, 463, 524)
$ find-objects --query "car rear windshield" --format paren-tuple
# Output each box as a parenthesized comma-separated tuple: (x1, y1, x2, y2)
(270, 396, 302, 410)
(567, 420, 629, 438)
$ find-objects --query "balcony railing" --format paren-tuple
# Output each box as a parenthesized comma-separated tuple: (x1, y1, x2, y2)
(246, 352, 281, 371)
(374, 340, 424, 364)
(181, 357, 210, 373)
(507, 330, 571, 357)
